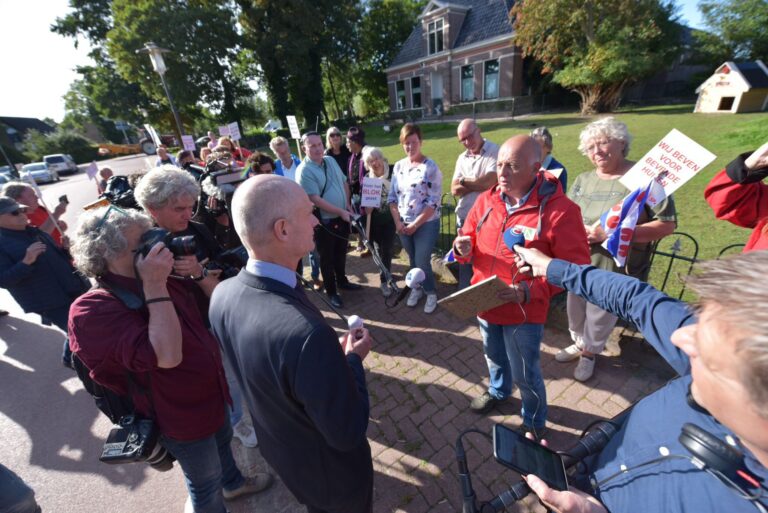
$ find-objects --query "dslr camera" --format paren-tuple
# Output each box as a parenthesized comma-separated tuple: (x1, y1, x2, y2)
(137, 228, 197, 258)
(100, 414, 174, 471)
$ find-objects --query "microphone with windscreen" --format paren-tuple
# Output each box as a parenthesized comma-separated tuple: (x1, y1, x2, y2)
(392, 268, 426, 307)
(504, 226, 527, 263)
(347, 314, 365, 340)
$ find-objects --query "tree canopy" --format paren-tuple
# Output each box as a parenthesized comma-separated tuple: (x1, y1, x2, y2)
(511, 0, 681, 114)
(698, 0, 768, 62)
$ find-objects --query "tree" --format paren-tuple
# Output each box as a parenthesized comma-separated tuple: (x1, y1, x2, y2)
(354, 0, 425, 117)
(60, 79, 124, 143)
(511, 0, 682, 114)
(698, 0, 768, 61)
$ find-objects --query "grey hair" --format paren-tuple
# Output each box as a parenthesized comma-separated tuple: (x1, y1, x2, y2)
(1, 181, 34, 200)
(231, 175, 302, 248)
(269, 136, 289, 153)
(686, 251, 768, 418)
(530, 127, 553, 149)
(134, 165, 200, 211)
(578, 117, 632, 157)
(362, 146, 389, 173)
(70, 207, 153, 277)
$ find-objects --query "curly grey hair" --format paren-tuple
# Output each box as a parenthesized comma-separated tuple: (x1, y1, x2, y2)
(70, 207, 153, 277)
(269, 136, 289, 154)
(578, 117, 632, 157)
(134, 165, 200, 211)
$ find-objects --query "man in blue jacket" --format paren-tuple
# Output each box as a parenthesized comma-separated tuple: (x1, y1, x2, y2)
(0, 197, 89, 367)
(512, 246, 768, 513)
(210, 174, 374, 513)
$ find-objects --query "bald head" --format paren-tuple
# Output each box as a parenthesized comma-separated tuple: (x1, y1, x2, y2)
(496, 135, 541, 196)
(457, 119, 483, 154)
(232, 174, 306, 251)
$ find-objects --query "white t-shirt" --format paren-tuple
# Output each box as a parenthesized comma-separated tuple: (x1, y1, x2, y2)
(452, 139, 499, 221)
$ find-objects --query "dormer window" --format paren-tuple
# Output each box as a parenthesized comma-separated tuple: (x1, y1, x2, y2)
(428, 19, 444, 55)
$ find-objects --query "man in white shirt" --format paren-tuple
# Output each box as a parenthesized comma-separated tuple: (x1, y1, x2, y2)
(450, 119, 499, 289)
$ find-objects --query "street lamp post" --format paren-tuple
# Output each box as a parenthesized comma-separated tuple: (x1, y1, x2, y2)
(137, 42, 185, 139)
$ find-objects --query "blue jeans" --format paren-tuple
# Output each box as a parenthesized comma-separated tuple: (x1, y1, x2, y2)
(0, 463, 39, 513)
(160, 417, 245, 513)
(309, 248, 320, 280)
(40, 305, 72, 365)
(456, 218, 473, 290)
(478, 320, 547, 429)
(398, 219, 439, 293)
(221, 354, 243, 426)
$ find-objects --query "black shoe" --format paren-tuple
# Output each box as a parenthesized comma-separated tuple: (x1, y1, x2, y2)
(62, 357, 73, 370)
(338, 281, 362, 291)
(469, 392, 500, 414)
(329, 294, 344, 309)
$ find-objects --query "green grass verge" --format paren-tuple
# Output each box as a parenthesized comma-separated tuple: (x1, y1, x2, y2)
(364, 104, 768, 263)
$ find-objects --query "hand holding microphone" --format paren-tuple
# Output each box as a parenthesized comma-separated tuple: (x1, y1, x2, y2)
(344, 314, 372, 360)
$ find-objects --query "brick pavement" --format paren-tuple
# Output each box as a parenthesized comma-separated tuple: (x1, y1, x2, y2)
(230, 250, 676, 513)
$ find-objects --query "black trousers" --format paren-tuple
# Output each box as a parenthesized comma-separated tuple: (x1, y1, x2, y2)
(314, 218, 350, 296)
(368, 213, 396, 283)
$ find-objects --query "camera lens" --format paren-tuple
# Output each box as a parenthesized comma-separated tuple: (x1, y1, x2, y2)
(168, 235, 197, 257)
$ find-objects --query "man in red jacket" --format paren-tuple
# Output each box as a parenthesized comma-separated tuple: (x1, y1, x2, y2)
(704, 141, 768, 252)
(453, 135, 590, 438)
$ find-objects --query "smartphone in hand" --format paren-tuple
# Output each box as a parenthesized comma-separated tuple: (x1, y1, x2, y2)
(59, 194, 69, 204)
(493, 423, 569, 491)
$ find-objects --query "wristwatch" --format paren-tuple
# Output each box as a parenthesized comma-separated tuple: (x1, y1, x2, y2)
(459, 177, 466, 187)
(192, 267, 208, 281)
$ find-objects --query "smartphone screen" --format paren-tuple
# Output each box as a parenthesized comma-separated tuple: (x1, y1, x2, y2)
(493, 424, 568, 491)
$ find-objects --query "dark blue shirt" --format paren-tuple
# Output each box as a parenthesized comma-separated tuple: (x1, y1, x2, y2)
(547, 259, 767, 513)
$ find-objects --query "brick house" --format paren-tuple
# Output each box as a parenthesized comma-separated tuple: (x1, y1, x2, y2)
(385, 0, 523, 117)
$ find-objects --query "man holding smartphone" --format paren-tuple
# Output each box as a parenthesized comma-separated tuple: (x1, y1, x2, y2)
(512, 246, 768, 513)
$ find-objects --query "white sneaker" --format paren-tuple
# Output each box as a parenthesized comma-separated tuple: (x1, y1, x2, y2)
(380, 283, 393, 298)
(574, 356, 595, 381)
(184, 496, 193, 513)
(233, 420, 259, 448)
(423, 293, 438, 314)
(555, 343, 583, 363)
(406, 287, 423, 307)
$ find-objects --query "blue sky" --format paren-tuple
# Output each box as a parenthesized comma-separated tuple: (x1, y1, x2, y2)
(0, 0, 707, 123)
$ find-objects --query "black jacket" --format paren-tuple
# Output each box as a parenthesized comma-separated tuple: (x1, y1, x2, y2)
(209, 270, 372, 511)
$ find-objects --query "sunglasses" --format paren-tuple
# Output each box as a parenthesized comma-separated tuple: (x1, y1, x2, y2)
(94, 204, 130, 231)
(330, 133, 341, 138)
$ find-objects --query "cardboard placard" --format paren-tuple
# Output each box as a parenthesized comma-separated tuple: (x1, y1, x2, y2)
(85, 161, 99, 180)
(360, 177, 383, 208)
(437, 275, 513, 320)
(181, 135, 196, 151)
(143, 124, 161, 147)
(218, 125, 230, 137)
(620, 129, 716, 206)
(286, 115, 301, 140)
(228, 121, 241, 141)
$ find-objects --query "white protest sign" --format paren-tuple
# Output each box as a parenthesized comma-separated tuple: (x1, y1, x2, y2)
(360, 177, 384, 208)
(181, 135, 196, 151)
(218, 125, 230, 137)
(86, 161, 99, 180)
(143, 124, 161, 147)
(286, 115, 301, 140)
(227, 122, 241, 141)
(620, 129, 716, 207)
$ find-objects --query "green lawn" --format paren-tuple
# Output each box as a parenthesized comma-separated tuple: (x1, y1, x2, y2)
(364, 104, 768, 264)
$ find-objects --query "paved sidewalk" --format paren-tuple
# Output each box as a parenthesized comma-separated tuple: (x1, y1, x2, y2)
(0, 250, 675, 513)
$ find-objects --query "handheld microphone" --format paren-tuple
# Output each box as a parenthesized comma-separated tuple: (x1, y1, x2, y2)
(503, 226, 526, 253)
(392, 268, 426, 307)
(347, 315, 365, 340)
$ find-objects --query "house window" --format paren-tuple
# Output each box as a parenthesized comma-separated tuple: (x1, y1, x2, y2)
(396, 80, 406, 110)
(428, 19, 444, 55)
(484, 59, 500, 100)
(411, 77, 422, 108)
(461, 65, 474, 102)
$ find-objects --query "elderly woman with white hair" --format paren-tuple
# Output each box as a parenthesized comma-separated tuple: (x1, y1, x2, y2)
(68, 206, 273, 511)
(559, 117, 677, 382)
(361, 146, 396, 297)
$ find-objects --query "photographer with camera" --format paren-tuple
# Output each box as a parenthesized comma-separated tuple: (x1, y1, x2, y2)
(509, 246, 768, 513)
(68, 206, 272, 513)
(134, 166, 256, 447)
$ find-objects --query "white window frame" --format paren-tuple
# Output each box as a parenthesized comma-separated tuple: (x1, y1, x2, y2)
(427, 19, 444, 55)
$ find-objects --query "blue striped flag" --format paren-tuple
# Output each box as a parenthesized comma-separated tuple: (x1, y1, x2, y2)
(599, 180, 664, 267)
(443, 248, 456, 263)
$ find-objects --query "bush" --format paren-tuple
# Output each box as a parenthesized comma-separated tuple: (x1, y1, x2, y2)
(23, 128, 99, 163)
(242, 128, 272, 149)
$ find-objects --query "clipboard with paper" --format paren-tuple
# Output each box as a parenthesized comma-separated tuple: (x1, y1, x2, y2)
(437, 275, 512, 320)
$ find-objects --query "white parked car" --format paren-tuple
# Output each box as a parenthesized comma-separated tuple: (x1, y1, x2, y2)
(43, 154, 78, 175)
(21, 162, 59, 184)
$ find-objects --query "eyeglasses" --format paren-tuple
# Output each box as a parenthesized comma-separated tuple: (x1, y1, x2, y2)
(585, 139, 614, 154)
(94, 204, 129, 231)
(330, 133, 341, 138)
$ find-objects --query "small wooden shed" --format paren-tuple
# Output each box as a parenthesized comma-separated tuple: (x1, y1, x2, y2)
(694, 60, 768, 113)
